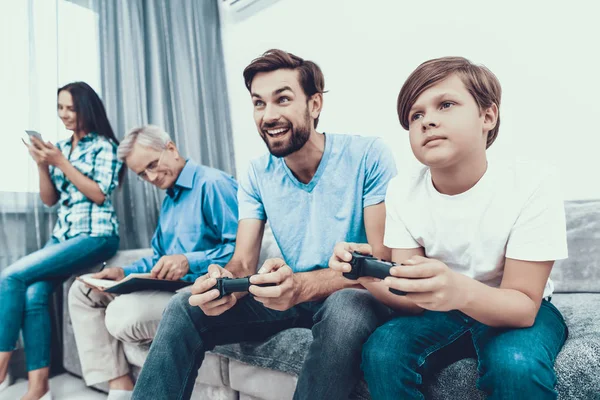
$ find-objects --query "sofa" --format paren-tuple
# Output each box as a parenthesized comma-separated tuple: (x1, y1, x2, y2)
(63, 200, 600, 399)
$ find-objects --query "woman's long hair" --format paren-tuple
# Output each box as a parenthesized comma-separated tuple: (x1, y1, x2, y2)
(58, 81, 125, 185)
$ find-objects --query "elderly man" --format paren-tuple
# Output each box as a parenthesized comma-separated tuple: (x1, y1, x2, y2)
(68, 125, 238, 400)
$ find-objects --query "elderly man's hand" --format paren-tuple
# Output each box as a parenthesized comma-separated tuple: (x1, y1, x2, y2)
(151, 255, 190, 280)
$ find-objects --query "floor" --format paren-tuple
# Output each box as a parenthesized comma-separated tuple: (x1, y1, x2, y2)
(0, 374, 106, 400)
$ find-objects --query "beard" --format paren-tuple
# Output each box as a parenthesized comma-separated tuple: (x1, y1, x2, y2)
(260, 108, 311, 158)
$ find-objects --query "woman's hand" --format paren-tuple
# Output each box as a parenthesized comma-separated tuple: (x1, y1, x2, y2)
(23, 137, 67, 168)
(23, 138, 47, 166)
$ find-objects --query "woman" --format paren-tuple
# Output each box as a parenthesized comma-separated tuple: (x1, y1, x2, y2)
(0, 82, 124, 400)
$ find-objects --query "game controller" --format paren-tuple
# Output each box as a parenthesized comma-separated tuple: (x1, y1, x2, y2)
(212, 276, 276, 299)
(343, 252, 406, 295)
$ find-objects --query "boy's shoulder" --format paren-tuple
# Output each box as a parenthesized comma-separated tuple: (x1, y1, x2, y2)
(386, 165, 430, 204)
(492, 158, 559, 198)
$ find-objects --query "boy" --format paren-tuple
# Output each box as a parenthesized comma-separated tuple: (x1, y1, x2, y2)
(330, 56, 568, 399)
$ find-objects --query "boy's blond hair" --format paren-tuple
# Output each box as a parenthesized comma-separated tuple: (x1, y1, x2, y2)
(397, 57, 502, 148)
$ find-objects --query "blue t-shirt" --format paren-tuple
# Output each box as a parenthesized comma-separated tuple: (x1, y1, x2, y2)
(238, 133, 397, 273)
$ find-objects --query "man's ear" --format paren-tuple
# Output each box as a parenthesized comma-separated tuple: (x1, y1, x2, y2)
(166, 141, 181, 160)
(309, 92, 323, 122)
(482, 103, 499, 134)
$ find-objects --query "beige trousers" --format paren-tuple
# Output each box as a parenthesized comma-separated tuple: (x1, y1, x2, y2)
(68, 280, 173, 386)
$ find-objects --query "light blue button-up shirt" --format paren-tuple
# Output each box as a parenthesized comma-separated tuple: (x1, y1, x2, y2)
(122, 160, 238, 281)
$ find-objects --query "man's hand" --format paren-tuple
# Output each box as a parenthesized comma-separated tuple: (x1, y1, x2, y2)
(188, 264, 238, 316)
(249, 258, 299, 311)
(151, 254, 190, 280)
(92, 267, 125, 281)
(385, 255, 469, 311)
(328, 242, 380, 285)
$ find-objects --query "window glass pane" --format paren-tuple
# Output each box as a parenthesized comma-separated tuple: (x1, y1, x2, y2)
(0, 0, 100, 193)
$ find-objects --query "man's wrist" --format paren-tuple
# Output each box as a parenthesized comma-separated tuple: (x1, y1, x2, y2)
(181, 254, 191, 271)
(292, 274, 304, 305)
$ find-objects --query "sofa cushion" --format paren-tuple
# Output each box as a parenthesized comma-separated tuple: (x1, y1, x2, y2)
(228, 359, 298, 400)
(551, 200, 600, 293)
(551, 293, 600, 398)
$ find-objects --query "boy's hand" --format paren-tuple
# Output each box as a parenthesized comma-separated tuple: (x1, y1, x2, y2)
(151, 254, 190, 280)
(92, 267, 125, 281)
(385, 256, 469, 311)
(249, 258, 298, 311)
(189, 264, 238, 316)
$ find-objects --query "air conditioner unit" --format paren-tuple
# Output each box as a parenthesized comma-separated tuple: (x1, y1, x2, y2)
(220, 0, 282, 22)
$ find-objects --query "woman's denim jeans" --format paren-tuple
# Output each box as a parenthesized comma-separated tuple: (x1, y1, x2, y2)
(0, 234, 118, 371)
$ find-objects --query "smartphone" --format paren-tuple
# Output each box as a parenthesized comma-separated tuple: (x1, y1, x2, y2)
(25, 130, 44, 147)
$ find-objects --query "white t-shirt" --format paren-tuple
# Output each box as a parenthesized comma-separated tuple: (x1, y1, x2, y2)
(384, 160, 568, 298)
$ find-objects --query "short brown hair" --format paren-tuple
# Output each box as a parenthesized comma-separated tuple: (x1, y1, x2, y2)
(243, 49, 325, 128)
(397, 57, 502, 148)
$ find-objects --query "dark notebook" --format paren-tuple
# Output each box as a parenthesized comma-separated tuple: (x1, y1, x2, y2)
(77, 273, 191, 294)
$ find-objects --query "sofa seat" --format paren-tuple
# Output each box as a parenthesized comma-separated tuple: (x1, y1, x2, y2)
(113, 292, 599, 400)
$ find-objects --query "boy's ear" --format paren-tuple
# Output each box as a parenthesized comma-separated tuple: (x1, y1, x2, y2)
(483, 103, 499, 133)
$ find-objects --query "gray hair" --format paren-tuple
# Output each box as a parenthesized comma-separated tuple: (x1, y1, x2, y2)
(117, 125, 172, 161)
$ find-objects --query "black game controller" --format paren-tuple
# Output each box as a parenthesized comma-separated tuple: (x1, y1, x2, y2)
(343, 252, 406, 296)
(212, 276, 276, 299)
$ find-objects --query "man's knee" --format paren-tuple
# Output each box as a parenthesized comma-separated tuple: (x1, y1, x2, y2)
(163, 291, 194, 317)
(68, 280, 90, 308)
(314, 289, 386, 343)
(107, 291, 192, 342)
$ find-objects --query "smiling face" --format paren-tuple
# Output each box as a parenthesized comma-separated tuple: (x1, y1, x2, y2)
(250, 69, 318, 158)
(407, 74, 497, 169)
(125, 141, 182, 189)
(57, 90, 78, 132)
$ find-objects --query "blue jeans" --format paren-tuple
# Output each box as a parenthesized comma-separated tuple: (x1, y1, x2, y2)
(362, 300, 568, 399)
(0, 234, 119, 371)
(132, 288, 394, 400)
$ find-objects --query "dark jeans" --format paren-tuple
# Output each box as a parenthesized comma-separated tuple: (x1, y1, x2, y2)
(362, 300, 568, 399)
(0, 234, 119, 371)
(132, 288, 394, 400)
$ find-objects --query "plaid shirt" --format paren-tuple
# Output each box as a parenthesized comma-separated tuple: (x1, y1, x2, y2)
(49, 132, 122, 241)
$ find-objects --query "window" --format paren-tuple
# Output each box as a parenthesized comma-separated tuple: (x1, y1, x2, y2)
(0, 0, 101, 193)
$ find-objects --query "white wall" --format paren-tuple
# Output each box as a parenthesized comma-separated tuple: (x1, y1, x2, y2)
(219, 0, 600, 200)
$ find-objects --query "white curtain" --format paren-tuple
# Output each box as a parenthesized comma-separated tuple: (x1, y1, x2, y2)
(0, 0, 102, 267)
